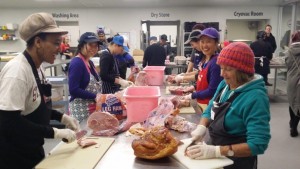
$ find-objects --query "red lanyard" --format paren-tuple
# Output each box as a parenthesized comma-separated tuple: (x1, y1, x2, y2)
(79, 53, 96, 74)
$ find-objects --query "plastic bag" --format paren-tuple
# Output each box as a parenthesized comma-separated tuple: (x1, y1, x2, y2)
(95, 92, 127, 120)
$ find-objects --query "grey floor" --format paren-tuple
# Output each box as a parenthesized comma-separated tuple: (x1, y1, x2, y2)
(43, 76, 300, 169)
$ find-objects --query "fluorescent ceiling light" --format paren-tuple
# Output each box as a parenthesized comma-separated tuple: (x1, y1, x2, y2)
(35, 0, 71, 2)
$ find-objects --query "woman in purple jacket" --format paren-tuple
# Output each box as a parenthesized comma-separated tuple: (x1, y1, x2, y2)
(68, 32, 101, 122)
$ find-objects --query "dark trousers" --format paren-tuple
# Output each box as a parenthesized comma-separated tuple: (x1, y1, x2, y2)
(289, 106, 300, 129)
(262, 74, 268, 84)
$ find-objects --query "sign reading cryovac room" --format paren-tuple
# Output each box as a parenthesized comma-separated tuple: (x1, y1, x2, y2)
(52, 13, 79, 19)
(234, 11, 263, 17)
(151, 12, 170, 18)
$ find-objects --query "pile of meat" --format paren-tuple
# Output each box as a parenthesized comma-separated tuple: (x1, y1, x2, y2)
(87, 112, 120, 136)
(168, 86, 194, 96)
(127, 66, 140, 83)
(142, 97, 197, 133)
(131, 126, 179, 160)
(134, 71, 149, 86)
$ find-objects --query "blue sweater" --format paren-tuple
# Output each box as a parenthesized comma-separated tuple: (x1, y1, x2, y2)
(191, 56, 223, 100)
(203, 75, 271, 155)
(68, 57, 99, 101)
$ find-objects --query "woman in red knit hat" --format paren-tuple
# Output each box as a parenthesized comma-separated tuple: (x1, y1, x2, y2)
(186, 42, 271, 169)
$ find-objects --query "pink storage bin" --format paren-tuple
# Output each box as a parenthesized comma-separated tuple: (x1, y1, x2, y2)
(124, 86, 161, 122)
(143, 66, 166, 86)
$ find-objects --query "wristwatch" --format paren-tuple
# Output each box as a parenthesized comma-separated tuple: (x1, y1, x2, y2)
(227, 145, 234, 156)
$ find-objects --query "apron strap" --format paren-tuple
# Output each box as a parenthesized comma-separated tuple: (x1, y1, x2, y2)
(23, 50, 45, 100)
(215, 86, 241, 104)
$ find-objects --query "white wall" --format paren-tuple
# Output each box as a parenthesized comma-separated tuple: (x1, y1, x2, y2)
(0, 6, 280, 53)
(226, 19, 268, 42)
(150, 25, 177, 47)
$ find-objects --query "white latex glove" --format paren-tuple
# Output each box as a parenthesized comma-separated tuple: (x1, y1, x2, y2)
(191, 125, 207, 142)
(61, 114, 80, 132)
(183, 93, 192, 100)
(118, 78, 134, 88)
(175, 75, 184, 83)
(53, 128, 76, 143)
(186, 143, 221, 160)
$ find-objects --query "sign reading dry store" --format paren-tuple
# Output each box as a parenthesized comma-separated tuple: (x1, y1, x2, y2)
(234, 11, 263, 17)
(151, 12, 170, 18)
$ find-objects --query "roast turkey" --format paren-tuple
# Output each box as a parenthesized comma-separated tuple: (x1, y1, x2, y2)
(131, 126, 178, 160)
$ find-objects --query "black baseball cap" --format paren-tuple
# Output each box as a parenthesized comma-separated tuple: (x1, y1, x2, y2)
(184, 30, 201, 44)
(160, 34, 168, 41)
(78, 32, 100, 44)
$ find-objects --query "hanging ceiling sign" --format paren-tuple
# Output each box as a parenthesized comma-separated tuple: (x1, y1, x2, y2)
(52, 13, 79, 20)
(233, 11, 263, 17)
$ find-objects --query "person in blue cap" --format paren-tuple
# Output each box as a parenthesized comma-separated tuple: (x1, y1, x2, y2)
(142, 36, 166, 68)
(115, 36, 137, 80)
(68, 32, 102, 122)
(100, 35, 133, 94)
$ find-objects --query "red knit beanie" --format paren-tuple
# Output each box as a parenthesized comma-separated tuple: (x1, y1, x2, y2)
(217, 42, 255, 74)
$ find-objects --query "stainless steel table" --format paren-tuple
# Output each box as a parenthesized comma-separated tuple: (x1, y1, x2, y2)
(165, 64, 188, 74)
(269, 63, 287, 95)
(43, 59, 71, 76)
(94, 114, 201, 169)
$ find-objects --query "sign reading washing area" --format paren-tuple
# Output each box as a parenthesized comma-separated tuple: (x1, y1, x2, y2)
(52, 13, 79, 19)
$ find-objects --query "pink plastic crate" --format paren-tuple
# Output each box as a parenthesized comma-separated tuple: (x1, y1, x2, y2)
(143, 66, 166, 86)
(124, 86, 161, 122)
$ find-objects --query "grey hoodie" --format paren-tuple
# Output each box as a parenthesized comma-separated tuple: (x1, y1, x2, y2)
(285, 42, 300, 115)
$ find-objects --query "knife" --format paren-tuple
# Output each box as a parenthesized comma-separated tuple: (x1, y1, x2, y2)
(62, 129, 88, 143)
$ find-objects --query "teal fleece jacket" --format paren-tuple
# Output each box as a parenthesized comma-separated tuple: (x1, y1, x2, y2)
(203, 75, 271, 155)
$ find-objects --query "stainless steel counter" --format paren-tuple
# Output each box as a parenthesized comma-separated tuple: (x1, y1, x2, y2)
(165, 64, 188, 74)
(94, 114, 201, 169)
(43, 59, 71, 76)
(269, 62, 287, 96)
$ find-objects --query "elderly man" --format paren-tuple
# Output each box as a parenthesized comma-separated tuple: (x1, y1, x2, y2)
(142, 36, 166, 68)
(0, 13, 79, 169)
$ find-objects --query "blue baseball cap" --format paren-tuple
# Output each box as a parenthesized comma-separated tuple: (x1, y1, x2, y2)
(78, 32, 100, 44)
(112, 35, 124, 46)
(123, 46, 129, 52)
(199, 27, 219, 40)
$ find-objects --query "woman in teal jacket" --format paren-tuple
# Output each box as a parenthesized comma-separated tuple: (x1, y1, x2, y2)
(186, 42, 271, 169)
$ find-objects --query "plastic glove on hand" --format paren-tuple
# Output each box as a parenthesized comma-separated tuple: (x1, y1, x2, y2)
(119, 78, 134, 88)
(183, 86, 195, 93)
(191, 125, 207, 142)
(53, 128, 76, 143)
(175, 75, 184, 83)
(183, 93, 192, 100)
(61, 114, 80, 132)
(186, 143, 221, 160)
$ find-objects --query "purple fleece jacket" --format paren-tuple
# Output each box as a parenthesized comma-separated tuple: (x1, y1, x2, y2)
(68, 57, 99, 102)
(191, 55, 223, 100)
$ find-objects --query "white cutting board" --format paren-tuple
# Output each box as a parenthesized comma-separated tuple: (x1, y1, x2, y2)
(36, 137, 115, 169)
(172, 138, 233, 169)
